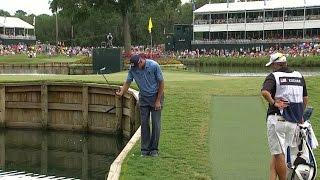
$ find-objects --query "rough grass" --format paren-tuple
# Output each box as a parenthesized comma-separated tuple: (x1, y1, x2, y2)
(0, 71, 319, 179)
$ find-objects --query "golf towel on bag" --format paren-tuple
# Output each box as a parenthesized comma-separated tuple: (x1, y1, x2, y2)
(298, 121, 318, 149)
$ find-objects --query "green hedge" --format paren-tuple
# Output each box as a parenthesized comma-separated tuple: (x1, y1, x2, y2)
(73, 56, 92, 64)
(180, 56, 320, 67)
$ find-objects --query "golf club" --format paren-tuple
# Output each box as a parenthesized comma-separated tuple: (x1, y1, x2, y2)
(99, 67, 109, 84)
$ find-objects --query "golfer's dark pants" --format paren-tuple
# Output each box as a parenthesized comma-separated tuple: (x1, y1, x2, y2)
(140, 106, 162, 154)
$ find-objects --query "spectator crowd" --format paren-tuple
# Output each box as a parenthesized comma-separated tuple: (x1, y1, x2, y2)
(0, 42, 93, 58)
(1, 41, 320, 61)
(175, 42, 320, 59)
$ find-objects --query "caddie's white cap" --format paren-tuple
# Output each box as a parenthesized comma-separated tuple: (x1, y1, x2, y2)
(266, 53, 286, 66)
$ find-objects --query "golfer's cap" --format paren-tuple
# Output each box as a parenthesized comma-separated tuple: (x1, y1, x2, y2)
(130, 54, 140, 67)
(266, 53, 286, 66)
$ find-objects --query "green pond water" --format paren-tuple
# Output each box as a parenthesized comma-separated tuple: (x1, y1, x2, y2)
(0, 129, 125, 180)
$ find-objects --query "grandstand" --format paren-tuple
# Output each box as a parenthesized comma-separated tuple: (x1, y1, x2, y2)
(192, 0, 320, 49)
(0, 16, 36, 45)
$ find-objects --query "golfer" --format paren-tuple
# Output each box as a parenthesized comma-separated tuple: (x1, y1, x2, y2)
(116, 54, 164, 157)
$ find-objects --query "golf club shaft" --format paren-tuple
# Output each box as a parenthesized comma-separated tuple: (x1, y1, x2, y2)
(102, 74, 109, 84)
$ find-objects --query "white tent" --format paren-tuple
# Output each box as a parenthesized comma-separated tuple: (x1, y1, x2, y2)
(0, 16, 34, 29)
(194, 0, 320, 13)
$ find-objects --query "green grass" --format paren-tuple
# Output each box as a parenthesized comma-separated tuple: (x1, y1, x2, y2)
(0, 71, 319, 179)
(211, 96, 268, 179)
(0, 54, 83, 64)
(119, 72, 320, 179)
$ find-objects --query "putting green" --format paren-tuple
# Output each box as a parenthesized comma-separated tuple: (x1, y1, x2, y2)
(210, 96, 269, 179)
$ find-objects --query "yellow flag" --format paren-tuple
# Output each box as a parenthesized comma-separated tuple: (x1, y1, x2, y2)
(148, 17, 153, 33)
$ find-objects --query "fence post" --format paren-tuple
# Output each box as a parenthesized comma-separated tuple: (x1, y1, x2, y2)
(0, 86, 5, 128)
(129, 96, 136, 136)
(82, 86, 89, 131)
(41, 84, 48, 129)
(115, 95, 123, 133)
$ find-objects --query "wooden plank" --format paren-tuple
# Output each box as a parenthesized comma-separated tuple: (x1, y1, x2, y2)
(48, 91, 82, 104)
(5, 92, 40, 102)
(89, 94, 115, 107)
(48, 103, 82, 111)
(88, 105, 116, 113)
(134, 104, 141, 131)
(122, 108, 130, 116)
(82, 86, 88, 130)
(41, 85, 48, 129)
(5, 85, 41, 93)
(115, 96, 122, 132)
(48, 85, 82, 92)
(123, 93, 132, 99)
(6, 102, 41, 109)
(129, 97, 136, 136)
(0, 86, 5, 127)
(88, 88, 115, 95)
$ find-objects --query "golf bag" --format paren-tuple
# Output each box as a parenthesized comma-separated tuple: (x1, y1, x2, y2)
(286, 107, 318, 180)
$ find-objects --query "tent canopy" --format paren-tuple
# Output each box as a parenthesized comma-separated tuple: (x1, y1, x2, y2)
(194, 0, 320, 14)
(0, 16, 34, 29)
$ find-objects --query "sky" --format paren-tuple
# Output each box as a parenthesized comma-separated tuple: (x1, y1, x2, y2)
(0, 0, 52, 16)
(0, 0, 190, 16)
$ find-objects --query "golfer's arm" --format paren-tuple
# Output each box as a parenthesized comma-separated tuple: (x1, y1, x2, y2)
(156, 80, 164, 102)
(120, 81, 131, 95)
(261, 90, 274, 105)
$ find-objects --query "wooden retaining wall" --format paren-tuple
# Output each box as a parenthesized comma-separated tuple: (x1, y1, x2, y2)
(0, 83, 140, 138)
(0, 63, 92, 75)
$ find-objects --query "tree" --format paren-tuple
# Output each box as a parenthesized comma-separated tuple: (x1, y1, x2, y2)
(15, 10, 27, 17)
(0, 9, 10, 16)
(176, 3, 193, 25)
(49, 0, 162, 53)
(34, 14, 56, 43)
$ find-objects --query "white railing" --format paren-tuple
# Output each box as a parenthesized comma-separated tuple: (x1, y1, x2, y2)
(194, 15, 320, 25)
(191, 38, 319, 45)
(0, 34, 36, 40)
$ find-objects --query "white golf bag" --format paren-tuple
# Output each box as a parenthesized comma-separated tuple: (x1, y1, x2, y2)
(286, 107, 318, 180)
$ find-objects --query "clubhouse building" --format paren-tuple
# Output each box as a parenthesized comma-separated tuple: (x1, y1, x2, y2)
(0, 16, 36, 45)
(192, 0, 320, 49)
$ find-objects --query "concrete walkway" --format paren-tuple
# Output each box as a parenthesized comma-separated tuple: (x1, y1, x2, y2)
(210, 96, 269, 179)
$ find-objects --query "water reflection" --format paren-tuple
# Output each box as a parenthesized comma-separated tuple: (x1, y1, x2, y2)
(186, 66, 320, 76)
(0, 129, 125, 180)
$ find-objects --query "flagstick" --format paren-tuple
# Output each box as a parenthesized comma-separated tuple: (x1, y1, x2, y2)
(150, 32, 152, 49)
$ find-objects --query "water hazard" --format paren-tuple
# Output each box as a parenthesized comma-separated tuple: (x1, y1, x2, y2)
(0, 129, 125, 180)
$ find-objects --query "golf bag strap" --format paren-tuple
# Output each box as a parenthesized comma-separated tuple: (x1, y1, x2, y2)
(287, 146, 292, 166)
(291, 166, 297, 180)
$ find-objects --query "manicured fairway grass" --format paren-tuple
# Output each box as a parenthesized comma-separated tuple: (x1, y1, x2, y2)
(0, 71, 319, 179)
(211, 96, 268, 179)
(0, 54, 83, 64)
